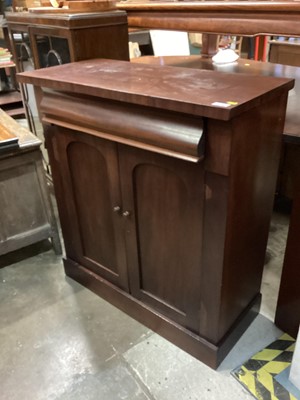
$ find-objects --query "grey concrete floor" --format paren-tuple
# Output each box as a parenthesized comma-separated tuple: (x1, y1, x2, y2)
(0, 211, 288, 400)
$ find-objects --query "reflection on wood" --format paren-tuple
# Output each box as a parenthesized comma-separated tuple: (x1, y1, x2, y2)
(18, 59, 294, 368)
(117, 1, 300, 36)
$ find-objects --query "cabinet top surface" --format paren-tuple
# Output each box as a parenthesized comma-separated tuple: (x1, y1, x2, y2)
(132, 56, 300, 137)
(6, 10, 127, 27)
(117, 0, 300, 11)
(18, 59, 294, 120)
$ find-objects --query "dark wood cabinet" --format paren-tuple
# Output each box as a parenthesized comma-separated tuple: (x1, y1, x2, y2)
(6, 10, 129, 136)
(6, 11, 129, 68)
(269, 40, 300, 67)
(46, 125, 205, 329)
(18, 59, 293, 368)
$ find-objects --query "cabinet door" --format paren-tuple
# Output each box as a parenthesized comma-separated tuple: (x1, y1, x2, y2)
(29, 27, 71, 69)
(47, 127, 129, 291)
(118, 145, 205, 333)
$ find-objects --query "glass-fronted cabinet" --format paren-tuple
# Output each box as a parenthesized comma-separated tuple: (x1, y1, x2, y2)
(6, 10, 129, 179)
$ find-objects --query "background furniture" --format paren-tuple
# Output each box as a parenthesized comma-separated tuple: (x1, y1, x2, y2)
(0, 62, 24, 118)
(0, 24, 25, 119)
(0, 108, 61, 255)
(6, 10, 129, 69)
(269, 38, 300, 67)
(275, 164, 300, 339)
(19, 58, 293, 368)
(117, 0, 300, 56)
(6, 9, 129, 180)
(6, 10, 129, 136)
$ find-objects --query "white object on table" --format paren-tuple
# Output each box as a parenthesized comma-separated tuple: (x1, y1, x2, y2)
(149, 30, 190, 56)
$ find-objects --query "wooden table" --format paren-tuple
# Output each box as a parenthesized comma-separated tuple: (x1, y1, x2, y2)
(18, 59, 293, 368)
(0, 109, 61, 256)
(118, 0, 300, 36)
(117, 0, 300, 56)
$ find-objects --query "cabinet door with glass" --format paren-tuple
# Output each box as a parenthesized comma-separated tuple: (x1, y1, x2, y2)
(29, 27, 71, 69)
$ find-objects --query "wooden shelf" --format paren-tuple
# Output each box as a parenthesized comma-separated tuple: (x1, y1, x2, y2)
(5, 106, 25, 117)
(0, 90, 22, 105)
(0, 91, 25, 119)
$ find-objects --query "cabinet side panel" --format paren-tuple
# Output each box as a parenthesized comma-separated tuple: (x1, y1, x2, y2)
(219, 95, 287, 341)
(72, 25, 129, 62)
(198, 172, 229, 342)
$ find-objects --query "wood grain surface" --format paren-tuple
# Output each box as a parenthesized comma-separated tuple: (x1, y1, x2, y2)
(18, 58, 294, 121)
(117, 0, 300, 36)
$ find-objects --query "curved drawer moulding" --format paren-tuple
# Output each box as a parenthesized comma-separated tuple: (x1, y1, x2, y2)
(40, 91, 205, 162)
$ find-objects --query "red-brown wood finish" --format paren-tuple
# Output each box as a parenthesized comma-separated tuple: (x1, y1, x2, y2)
(117, 1, 300, 37)
(117, 1, 300, 56)
(46, 127, 129, 290)
(18, 59, 293, 368)
(17, 59, 293, 121)
(118, 145, 205, 333)
(275, 174, 300, 339)
(192, 94, 288, 343)
(7, 11, 129, 70)
(269, 40, 300, 68)
(133, 55, 300, 337)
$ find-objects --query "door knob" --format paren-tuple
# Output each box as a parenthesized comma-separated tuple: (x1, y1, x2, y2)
(113, 206, 121, 213)
(122, 210, 131, 217)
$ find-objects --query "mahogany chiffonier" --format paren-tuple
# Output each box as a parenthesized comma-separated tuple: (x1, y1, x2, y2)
(18, 59, 293, 368)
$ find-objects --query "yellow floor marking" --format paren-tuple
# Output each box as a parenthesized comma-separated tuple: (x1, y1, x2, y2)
(252, 349, 282, 361)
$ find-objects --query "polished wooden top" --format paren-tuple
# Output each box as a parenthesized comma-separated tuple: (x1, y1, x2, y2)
(117, 0, 300, 36)
(0, 108, 41, 150)
(118, 1, 300, 12)
(17, 58, 294, 121)
(133, 56, 300, 139)
(6, 10, 127, 28)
